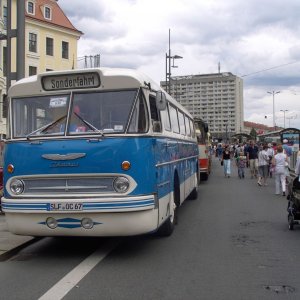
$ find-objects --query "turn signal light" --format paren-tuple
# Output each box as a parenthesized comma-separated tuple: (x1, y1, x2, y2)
(7, 164, 14, 173)
(121, 161, 131, 171)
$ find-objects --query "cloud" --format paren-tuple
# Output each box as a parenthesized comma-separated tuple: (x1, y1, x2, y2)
(58, 0, 300, 128)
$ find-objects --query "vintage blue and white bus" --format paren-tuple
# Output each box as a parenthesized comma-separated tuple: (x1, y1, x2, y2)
(2, 68, 199, 237)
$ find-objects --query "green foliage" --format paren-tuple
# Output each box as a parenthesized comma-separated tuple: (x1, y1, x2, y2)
(250, 127, 257, 139)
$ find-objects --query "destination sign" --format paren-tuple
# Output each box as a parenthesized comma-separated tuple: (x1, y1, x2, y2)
(42, 72, 101, 91)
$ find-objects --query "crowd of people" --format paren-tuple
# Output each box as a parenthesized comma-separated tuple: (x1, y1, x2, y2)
(213, 140, 293, 196)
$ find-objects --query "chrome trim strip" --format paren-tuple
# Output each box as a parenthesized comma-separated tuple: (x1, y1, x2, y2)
(157, 181, 170, 188)
(156, 155, 198, 167)
(42, 153, 86, 160)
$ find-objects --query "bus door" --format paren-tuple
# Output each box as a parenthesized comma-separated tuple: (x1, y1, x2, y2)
(149, 94, 170, 199)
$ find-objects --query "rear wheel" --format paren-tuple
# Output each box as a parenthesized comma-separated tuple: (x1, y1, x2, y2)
(200, 172, 208, 181)
(189, 171, 199, 200)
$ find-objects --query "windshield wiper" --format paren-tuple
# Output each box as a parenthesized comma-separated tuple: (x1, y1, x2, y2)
(74, 112, 104, 136)
(26, 115, 67, 140)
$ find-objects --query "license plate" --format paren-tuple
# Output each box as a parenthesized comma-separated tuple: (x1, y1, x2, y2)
(48, 202, 83, 211)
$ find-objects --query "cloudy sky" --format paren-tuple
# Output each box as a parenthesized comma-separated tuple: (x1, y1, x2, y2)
(59, 0, 300, 129)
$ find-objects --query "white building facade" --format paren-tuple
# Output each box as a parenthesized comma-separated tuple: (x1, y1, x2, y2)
(161, 72, 244, 140)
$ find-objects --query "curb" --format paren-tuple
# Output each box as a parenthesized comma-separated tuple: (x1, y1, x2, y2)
(0, 237, 41, 262)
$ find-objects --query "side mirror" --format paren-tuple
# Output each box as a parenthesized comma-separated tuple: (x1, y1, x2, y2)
(155, 91, 167, 111)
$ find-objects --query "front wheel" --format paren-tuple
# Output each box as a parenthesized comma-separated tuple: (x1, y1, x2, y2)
(157, 192, 177, 236)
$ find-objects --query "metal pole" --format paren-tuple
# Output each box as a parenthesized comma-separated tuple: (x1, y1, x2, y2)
(267, 91, 280, 131)
(168, 29, 171, 95)
(165, 53, 168, 92)
(272, 93, 275, 130)
(6, 0, 12, 94)
(16, 0, 25, 80)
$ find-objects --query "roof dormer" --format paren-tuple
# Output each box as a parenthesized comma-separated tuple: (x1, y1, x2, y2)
(43, 5, 52, 21)
(26, 1, 36, 15)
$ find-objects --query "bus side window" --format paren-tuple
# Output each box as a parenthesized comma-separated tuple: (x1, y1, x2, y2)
(161, 103, 171, 131)
(190, 119, 196, 138)
(169, 104, 180, 133)
(149, 96, 161, 132)
(178, 111, 186, 135)
(185, 115, 191, 136)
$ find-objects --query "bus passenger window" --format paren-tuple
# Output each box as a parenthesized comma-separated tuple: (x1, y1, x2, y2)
(178, 111, 186, 135)
(161, 105, 171, 131)
(149, 96, 161, 132)
(185, 115, 191, 136)
(190, 119, 195, 138)
(169, 104, 179, 133)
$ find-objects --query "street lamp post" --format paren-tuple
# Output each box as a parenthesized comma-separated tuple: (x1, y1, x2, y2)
(165, 29, 183, 95)
(280, 109, 288, 128)
(224, 120, 228, 144)
(267, 90, 280, 131)
(287, 115, 297, 127)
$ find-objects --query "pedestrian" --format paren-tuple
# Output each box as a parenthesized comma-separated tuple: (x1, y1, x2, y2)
(282, 139, 292, 175)
(246, 140, 259, 179)
(295, 150, 300, 178)
(283, 139, 292, 157)
(257, 144, 269, 186)
(272, 144, 288, 196)
(236, 151, 246, 179)
(222, 145, 231, 178)
(216, 144, 223, 160)
(267, 143, 274, 177)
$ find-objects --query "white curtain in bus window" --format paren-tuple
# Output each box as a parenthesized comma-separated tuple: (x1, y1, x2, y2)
(71, 90, 138, 134)
(178, 111, 186, 135)
(185, 115, 191, 136)
(169, 104, 180, 133)
(161, 106, 171, 131)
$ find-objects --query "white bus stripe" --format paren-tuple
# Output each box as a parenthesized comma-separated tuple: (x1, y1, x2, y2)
(38, 238, 121, 300)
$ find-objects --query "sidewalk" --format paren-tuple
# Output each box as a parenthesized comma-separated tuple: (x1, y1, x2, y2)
(0, 213, 34, 259)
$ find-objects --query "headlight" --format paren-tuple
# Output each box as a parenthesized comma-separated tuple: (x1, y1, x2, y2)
(113, 177, 130, 193)
(10, 179, 25, 195)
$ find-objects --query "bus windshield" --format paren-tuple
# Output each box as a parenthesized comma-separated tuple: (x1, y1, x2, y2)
(12, 89, 139, 138)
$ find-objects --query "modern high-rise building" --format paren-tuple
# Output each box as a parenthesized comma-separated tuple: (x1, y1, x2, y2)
(161, 72, 244, 140)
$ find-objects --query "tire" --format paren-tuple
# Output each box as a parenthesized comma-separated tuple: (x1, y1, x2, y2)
(288, 214, 294, 231)
(157, 191, 177, 236)
(200, 172, 208, 181)
(189, 172, 199, 200)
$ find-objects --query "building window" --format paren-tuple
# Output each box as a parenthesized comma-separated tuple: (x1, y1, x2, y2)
(44, 6, 51, 19)
(62, 41, 69, 59)
(3, 6, 7, 29)
(2, 95, 7, 119)
(3, 46, 6, 76)
(46, 37, 53, 56)
(29, 33, 37, 52)
(27, 1, 34, 14)
(29, 66, 37, 76)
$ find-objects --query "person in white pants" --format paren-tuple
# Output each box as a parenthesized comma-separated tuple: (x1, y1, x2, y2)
(272, 145, 288, 196)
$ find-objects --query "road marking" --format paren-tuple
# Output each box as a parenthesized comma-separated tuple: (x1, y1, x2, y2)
(38, 238, 121, 300)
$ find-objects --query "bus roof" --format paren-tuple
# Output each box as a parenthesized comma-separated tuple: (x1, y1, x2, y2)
(8, 67, 193, 119)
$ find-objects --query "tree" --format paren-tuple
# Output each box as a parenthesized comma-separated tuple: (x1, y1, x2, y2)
(250, 128, 257, 140)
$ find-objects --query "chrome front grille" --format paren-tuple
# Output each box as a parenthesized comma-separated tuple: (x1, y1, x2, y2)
(22, 176, 115, 195)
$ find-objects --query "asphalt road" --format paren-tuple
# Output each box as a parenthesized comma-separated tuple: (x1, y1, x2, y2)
(0, 157, 299, 300)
